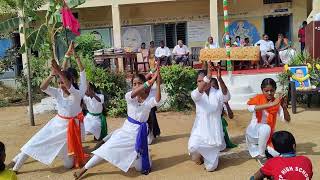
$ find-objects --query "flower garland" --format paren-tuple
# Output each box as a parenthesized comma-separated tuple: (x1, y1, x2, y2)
(284, 63, 319, 90)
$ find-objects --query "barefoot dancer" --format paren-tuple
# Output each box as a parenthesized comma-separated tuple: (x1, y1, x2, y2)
(74, 70, 161, 179)
(145, 69, 161, 144)
(9, 59, 87, 172)
(246, 78, 290, 166)
(62, 42, 86, 140)
(188, 63, 230, 171)
(211, 78, 237, 149)
(83, 83, 107, 141)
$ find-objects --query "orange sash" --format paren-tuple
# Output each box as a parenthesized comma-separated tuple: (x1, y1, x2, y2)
(247, 94, 280, 145)
(58, 112, 86, 168)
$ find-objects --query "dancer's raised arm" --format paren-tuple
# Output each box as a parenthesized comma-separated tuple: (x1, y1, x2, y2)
(131, 71, 158, 99)
(52, 59, 71, 89)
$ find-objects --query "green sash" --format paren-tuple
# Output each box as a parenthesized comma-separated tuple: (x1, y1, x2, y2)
(222, 117, 237, 148)
(88, 112, 108, 140)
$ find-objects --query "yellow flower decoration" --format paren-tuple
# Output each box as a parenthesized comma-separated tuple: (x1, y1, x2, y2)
(316, 64, 320, 70)
(307, 63, 312, 69)
(284, 64, 289, 72)
(292, 74, 311, 82)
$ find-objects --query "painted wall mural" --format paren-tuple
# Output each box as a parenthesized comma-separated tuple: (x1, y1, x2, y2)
(121, 25, 152, 51)
(228, 20, 260, 44)
(81, 28, 113, 47)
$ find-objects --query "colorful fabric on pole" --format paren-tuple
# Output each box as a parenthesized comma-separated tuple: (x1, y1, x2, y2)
(61, 3, 80, 36)
(223, 0, 232, 71)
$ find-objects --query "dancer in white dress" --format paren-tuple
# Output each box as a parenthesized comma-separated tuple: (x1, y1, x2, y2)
(246, 78, 290, 166)
(92, 71, 161, 148)
(83, 83, 107, 140)
(188, 63, 230, 172)
(74, 70, 161, 179)
(211, 78, 237, 150)
(9, 58, 87, 172)
(144, 70, 162, 145)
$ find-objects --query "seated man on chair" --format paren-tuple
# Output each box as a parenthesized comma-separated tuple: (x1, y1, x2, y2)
(155, 40, 171, 66)
(255, 34, 275, 68)
(172, 40, 190, 65)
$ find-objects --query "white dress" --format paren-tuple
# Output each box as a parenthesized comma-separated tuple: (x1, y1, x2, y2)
(92, 91, 160, 172)
(279, 49, 296, 64)
(246, 105, 284, 157)
(83, 94, 104, 139)
(188, 88, 230, 167)
(19, 71, 87, 165)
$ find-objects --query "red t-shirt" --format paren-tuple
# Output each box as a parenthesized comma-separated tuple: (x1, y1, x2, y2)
(261, 156, 313, 180)
(298, 28, 305, 43)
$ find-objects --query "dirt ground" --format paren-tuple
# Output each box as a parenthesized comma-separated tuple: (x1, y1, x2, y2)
(0, 106, 319, 180)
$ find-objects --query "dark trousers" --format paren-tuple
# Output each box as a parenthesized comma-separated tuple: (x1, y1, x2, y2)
(147, 107, 161, 138)
(301, 42, 305, 53)
(156, 56, 171, 66)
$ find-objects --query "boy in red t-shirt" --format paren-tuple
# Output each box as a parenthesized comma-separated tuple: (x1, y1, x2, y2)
(251, 131, 313, 180)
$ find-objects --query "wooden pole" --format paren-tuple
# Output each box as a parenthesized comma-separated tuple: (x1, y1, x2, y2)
(21, 8, 35, 126)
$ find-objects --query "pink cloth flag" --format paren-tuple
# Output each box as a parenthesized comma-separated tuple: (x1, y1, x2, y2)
(61, 5, 80, 36)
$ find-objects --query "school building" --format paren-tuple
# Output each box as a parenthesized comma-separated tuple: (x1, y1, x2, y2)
(1, 0, 319, 81)
(38, 0, 317, 51)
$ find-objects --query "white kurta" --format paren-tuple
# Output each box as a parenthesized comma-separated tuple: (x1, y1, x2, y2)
(246, 105, 284, 157)
(92, 91, 160, 172)
(188, 88, 230, 165)
(279, 49, 296, 64)
(20, 71, 87, 165)
(83, 94, 104, 139)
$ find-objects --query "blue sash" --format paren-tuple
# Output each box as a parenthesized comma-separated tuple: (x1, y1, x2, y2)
(127, 116, 150, 174)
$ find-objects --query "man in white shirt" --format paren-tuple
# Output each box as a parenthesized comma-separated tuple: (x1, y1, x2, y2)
(255, 34, 275, 67)
(172, 40, 190, 65)
(205, 36, 219, 49)
(155, 40, 171, 66)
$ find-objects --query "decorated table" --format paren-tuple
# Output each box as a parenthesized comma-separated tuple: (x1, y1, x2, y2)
(199, 46, 260, 62)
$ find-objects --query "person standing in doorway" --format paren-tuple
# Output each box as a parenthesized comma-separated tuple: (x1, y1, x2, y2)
(298, 21, 307, 53)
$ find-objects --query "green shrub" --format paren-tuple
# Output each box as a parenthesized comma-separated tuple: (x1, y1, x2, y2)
(82, 55, 128, 117)
(160, 65, 197, 111)
(74, 33, 105, 58)
(17, 44, 51, 96)
(0, 100, 8, 108)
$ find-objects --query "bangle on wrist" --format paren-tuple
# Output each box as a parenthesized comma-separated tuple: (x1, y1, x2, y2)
(143, 82, 149, 89)
(65, 54, 70, 58)
(150, 68, 156, 74)
(143, 80, 153, 89)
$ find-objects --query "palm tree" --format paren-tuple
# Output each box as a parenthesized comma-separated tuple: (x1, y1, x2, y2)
(0, 0, 85, 126)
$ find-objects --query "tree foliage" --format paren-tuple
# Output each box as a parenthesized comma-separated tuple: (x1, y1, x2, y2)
(0, 0, 86, 59)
